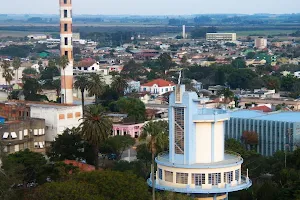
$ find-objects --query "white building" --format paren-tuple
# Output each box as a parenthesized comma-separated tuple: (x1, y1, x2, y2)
(140, 79, 175, 95)
(255, 38, 267, 49)
(74, 63, 109, 75)
(206, 33, 237, 42)
(28, 34, 48, 40)
(29, 102, 82, 143)
(294, 71, 300, 78)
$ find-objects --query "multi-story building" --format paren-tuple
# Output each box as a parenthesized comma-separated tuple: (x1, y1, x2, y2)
(0, 102, 46, 154)
(225, 110, 300, 156)
(18, 101, 82, 144)
(255, 38, 267, 49)
(148, 85, 251, 200)
(206, 33, 237, 42)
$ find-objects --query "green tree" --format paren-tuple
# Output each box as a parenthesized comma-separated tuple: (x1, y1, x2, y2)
(111, 75, 128, 96)
(263, 75, 281, 91)
(232, 57, 246, 68)
(12, 57, 21, 83)
(100, 135, 135, 160)
(281, 74, 297, 91)
(22, 76, 45, 101)
(47, 128, 95, 165)
(58, 55, 69, 103)
(158, 53, 174, 73)
(74, 171, 150, 200)
(1, 60, 14, 87)
(217, 87, 234, 104)
(114, 97, 146, 123)
(140, 120, 169, 200)
(121, 60, 147, 79)
(87, 73, 106, 104)
(22, 67, 38, 75)
(2, 149, 47, 186)
(27, 180, 104, 200)
(79, 105, 112, 170)
(246, 52, 256, 59)
(74, 75, 89, 114)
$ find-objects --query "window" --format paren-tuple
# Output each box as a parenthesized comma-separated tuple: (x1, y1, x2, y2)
(235, 169, 240, 181)
(64, 23, 68, 32)
(192, 173, 205, 186)
(11, 132, 17, 139)
(176, 172, 188, 184)
(64, 0, 67, 4)
(208, 173, 221, 186)
(64, 37, 68, 45)
(224, 171, 233, 184)
(64, 10, 68, 18)
(2, 132, 9, 139)
(158, 169, 162, 180)
(174, 107, 184, 154)
(165, 170, 173, 182)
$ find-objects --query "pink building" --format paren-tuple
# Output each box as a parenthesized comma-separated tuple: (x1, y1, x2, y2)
(112, 123, 144, 138)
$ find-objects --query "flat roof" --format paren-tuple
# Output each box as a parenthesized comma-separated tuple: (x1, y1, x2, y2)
(6, 100, 80, 109)
(230, 110, 300, 123)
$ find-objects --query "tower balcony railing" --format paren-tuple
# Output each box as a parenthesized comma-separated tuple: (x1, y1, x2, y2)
(156, 151, 242, 167)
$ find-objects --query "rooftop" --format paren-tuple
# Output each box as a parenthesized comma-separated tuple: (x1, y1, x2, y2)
(141, 79, 176, 87)
(6, 100, 79, 108)
(230, 110, 300, 123)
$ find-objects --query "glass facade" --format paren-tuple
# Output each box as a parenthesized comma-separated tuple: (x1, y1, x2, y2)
(174, 107, 184, 154)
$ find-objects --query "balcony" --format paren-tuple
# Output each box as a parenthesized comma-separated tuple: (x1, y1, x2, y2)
(147, 174, 252, 194)
(156, 151, 243, 169)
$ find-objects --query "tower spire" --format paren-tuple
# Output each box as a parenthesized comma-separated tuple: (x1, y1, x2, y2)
(59, 0, 74, 104)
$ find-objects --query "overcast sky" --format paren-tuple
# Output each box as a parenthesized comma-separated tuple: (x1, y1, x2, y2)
(0, 0, 299, 15)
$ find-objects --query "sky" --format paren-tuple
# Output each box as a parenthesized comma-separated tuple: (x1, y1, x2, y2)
(0, 0, 299, 15)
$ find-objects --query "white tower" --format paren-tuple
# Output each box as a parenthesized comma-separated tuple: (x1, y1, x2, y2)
(148, 85, 251, 200)
(182, 25, 186, 39)
(59, 0, 73, 104)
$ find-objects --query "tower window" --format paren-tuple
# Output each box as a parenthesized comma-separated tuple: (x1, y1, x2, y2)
(164, 170, 173, 182)
(64, 37, 68, 45)
(224, 171, 233, 184)
(64, 0, 67, 4)
(208, 173, 221, 186)
(192, 173, 205, 186)
(158, 169, 162, 180)
(64, 10, 68, 18)
(64, 24, 68, 32)
(65, 51, 68, 56)
(174, 107, 184, 154)
(176, 172, 188, 184)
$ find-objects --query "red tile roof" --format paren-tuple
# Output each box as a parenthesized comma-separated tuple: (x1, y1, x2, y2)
(64, 160, 98, 172)
(249, 105, 272, 112)
(141, 79, 175, 87)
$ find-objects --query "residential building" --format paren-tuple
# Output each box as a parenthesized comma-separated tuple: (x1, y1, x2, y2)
(208, 85, 225, 95)
(148, 85, 251, 200)
(0, 102, 46, 154)
(21, 101, 83, 144)
(241, 88, 280, 99)
(112, 123, 144, 138)
(294, 71, 300, 78)
(255, 38, 267, 49)
(140, 79, 176, 95)
(225, 110, 300, 156)
(125, 80, 140, 94)
(206, 33, 237, 42)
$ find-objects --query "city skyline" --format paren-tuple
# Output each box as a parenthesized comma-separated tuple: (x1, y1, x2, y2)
(0, 0, 299, 15)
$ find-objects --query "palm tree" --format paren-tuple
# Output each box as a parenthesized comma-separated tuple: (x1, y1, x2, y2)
(140, 120, 168, 200)
(111, 75, 128, 96)
(87, 74, 106, 104)
(12, 57, 21, 84)
(79, 105, 112, 170)
(1, 60, 14, 92)
(74, 75, 89, 115)
(58, 56, 69, 103)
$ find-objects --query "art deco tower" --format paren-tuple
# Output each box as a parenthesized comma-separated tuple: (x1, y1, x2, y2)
(59, 0, 73, 104)
(148, 85, 252, 200)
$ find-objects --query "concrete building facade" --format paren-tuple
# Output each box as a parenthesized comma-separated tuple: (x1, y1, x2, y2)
(255, 38, 267, 49)
(206, 33, 237, 42)
(225, 110, 300, 156)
